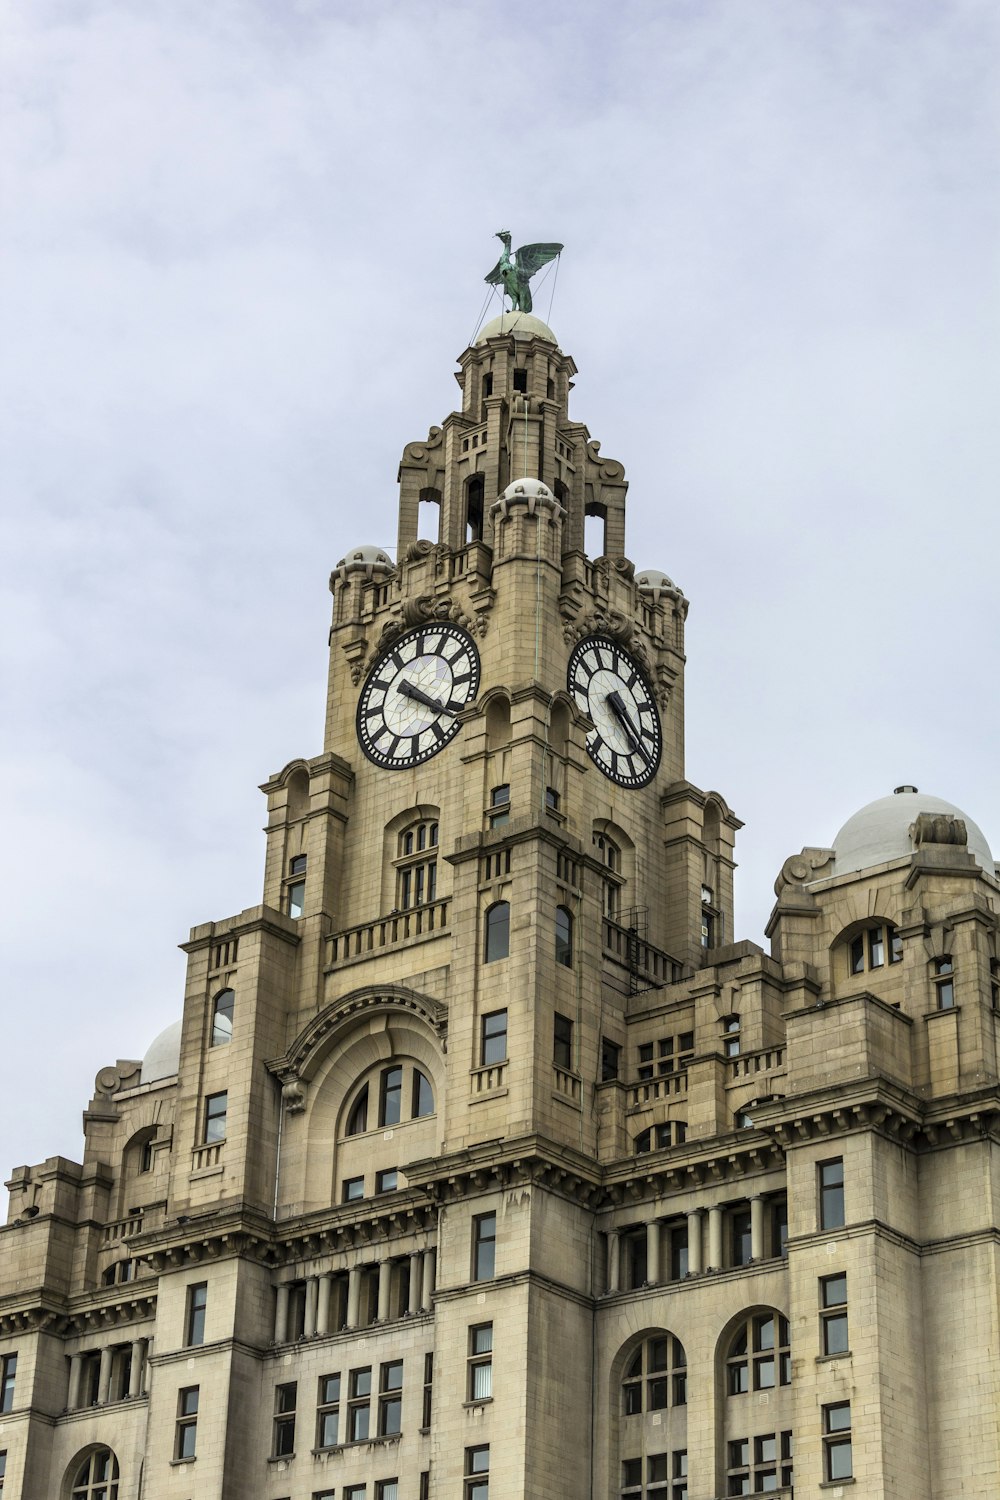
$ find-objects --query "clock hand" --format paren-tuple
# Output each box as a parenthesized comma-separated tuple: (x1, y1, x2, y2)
(606, 691, 650, 763)
(398, 678, 455, 716)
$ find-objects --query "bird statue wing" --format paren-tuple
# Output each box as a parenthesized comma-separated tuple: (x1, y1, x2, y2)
(484, 256, 507, 286)
(513, 241, 564, 279)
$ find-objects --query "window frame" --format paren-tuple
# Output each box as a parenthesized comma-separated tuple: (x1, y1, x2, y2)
(203, 1091, 228, 1144)
(468, 1322, 493, 1402)
(272, 1380, 297, 1458)
(0, 1354, 17, 1415)
(316, 1372, 341, 1450)
(484, 900, 510, 961)
(472, 1212, 497, 1281)
(175, 1385, 199, 1460)
(210, 988, 234, 1047)
(378, 1359, 403, 1436)
(820, 1272, 849, 1356)
(347, 1366, 372, 1442)
(553, 1012, 574, 1070)
(185, 1282, 207, 1347)
(481, 1010, 508, 1066)
(819, 1157, 846, 1230)
(465, 1444, 490, 1499)
(555, 905, 573, 967)
(823, 1401, 853, 1481)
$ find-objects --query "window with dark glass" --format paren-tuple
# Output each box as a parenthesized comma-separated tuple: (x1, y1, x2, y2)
(421, 1352, 433, 1428)
(730, 1208, 752, 1267)
(771, 1195, 788, 1257)
(412, 1069, 434, 1117)
(211, 988, 234, 1046)
(348, 1366, 372, 1441)
(466, 475, 485, 543)
(849, 922, 902, 973)
(70, 1449, 119, 1500)
(934, 956, 955, 1009)
(397, 819, 438, 908)
(379, 1066, 402, 1127)
(823, 1402, 852, 1480)
(553, 1013, 573, 1069)
(375, 1168, 398, 1194)
(555, 905, 573, 966)
(484, 901, 510, 961)
(488, 785, 510, 830)
(346, 1085, 369, 1136)
(726, 1431, 792, 1495)
(378, 1360, 403, 1436)
(375, 1481, 399, 1500)
(481, 1010, 507, 1065)
(601, 1038, 622, 1081)
(287, 880, 306, 919)
(468, 1323, 493, 1401)
(175, 1386, 199, 1459)
(140, 1135, 155, 1172)
(473, 1212, 496, 1281)
(635, 1121, 687, 1154)
(185, 1283, 207, 1347)
(513, 368, 528, 392)
(272, 1381, 297, 1456)
(465, 1444, 490, 1499)
(594, 831, 622, 918)
(821, 1273, 849, 1355)
(726, 1312, 791, 1394)
(819, 1158, 845, 1229)
(317, 1373, 340, 1448)
(701, 884, 717, 948)
(622, 1336, 686, 1414)
(721, 1015, 740, 1058)
(343, 1176, 365, 1203)
(289, 853, 307, 876)
(203, 1091, 227, 1143)
(0, 1356, 15, 1415)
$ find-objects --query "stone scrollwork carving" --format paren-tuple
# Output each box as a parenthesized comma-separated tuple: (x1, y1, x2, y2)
(94, 1061, 141, 1099)
(281, 1079, 307, 1113)
(910, 813, 968, 849)
(774, 848, 835, 897)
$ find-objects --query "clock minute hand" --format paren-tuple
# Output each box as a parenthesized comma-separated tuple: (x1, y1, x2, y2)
(398, 678, 454, 716)
(606, 690, 649, 763)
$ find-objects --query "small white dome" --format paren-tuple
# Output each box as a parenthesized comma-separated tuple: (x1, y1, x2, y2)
(831, 789, 993, 875)
(331, 546, 395, 584)
(490, 477, 564, 522)
(637, 569, 683, 603)
(474, 312, 558, 346)
(140, 1019, 182, 1084)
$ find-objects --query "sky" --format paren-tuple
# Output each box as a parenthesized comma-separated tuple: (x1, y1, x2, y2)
(2, 0, 999, 1176)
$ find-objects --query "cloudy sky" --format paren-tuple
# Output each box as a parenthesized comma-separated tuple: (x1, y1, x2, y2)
(2, 0, 998, 1176)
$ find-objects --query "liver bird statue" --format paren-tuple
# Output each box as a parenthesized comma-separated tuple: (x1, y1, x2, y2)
(484, 230, 563, 313)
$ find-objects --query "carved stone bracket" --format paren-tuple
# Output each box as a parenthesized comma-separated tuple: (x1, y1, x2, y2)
(774, 848, 836, 897)
(910, 812, 968, 849)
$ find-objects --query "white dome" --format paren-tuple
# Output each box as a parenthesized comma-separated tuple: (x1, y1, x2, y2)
(831, 789, 993, 875)
(333, 545, 394, 580)
(140, 1019, 182, 1083)
(474, 312, 558, 346)
(636, 569, 683, 603)
(490, 477, 564, 522)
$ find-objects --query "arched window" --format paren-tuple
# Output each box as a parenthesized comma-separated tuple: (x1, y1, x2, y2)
(412, 1069, 434, 1118)
(847, 921, 902, 974)
(726, 1311, 791, 1394)
(211, 989, 234, 1047)
(634, 1121, 687, 1154)
(465, 474, 485, 543)
(593, 831, 623, 919)
(622, 1335, 687, 1414)
(102, 1259, 136, 1287)
(346, 1085, 369, 1137)
(485, 901, 510, 962)
(70, 1449, 120, 1499)
(379, 1066, 403, 1127)
(397, 819, 438, 909)
(555, 906, 573, 966)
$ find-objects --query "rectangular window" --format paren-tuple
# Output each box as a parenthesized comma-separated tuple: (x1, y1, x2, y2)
(465, 1444, 490, 1499)
(0, 1451, 6, 1492)
(185, 1283, 207, 1347)
(421, 1351, 433, 1429)
(481, 1010, 508, 1065)
(849, 933, 865, 974)
(376, 1483, 399, 1500)
(601, 1038, 622, 1081)
(289, 853, 307, 875)
(211, 988, 234, 1046)
(673, 1449, 687, 1500)
(677, 1032, 694, 1068)
(823, 1401, 853, 1481)
(287, 879, 306, 918)
(419, 1474, 430, 1500)
(473, 1212, 497, 1281)
(821, 1273, 849, 1355)
(935, 956, 955, 1009)
(553, 1013, 573, 1069)
(468, 1322, 493, 1400)
(819, 1158, 845, 1229)
(348, 1366, 372, 1442)
(345, 1488, 366, 1500)
(0, 1356, 16, 1414)
(203, 1091, 228, 1143)
(316, 1373, 340, 1449)
(731, 1209, 752, 1267)
(622, 1456, 642, 1499)
(272, 1381, 297, 1457)
(343, 1175, 365, 1202)
(175, 1385, 199, 1459)
(378, 1359, 403, 1436)
(375, 1168, 398, 1193)
(722, 1015, 740, 1057)
(379, 1066, 402, 1126)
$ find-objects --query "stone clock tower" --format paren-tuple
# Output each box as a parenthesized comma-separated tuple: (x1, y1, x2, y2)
(5, 298, 1000, 1500)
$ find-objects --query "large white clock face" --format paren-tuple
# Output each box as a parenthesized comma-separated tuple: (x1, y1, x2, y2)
(567, 636, 662, 788)
(357, 623, 480, 770)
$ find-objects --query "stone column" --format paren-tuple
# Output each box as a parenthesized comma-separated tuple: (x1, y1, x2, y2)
(274, 1284, 290, 1344)
(750, 1196, 766, 1261)
(128, 1339, 144, 1398)
(686, 1210, 703, 1275)
(316, 1274, 332, 1337)
(97, 1345, 113, 1405)
(607, 1230, 621, 1293)
(346, 1266, 362, 1329)
(304, 1276, 318, 1338)
(68, 1353, 83, 1410)
(377, 1259, 392, 1323)
(646, 1220, 661, 1286)
(408, 1252, 423, 1314)
(420, 1248, 436, 1310)
(708, 1205, 723, 1270)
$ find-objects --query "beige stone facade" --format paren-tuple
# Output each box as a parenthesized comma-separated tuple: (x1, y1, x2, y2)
(3, 311, 1000, 1500)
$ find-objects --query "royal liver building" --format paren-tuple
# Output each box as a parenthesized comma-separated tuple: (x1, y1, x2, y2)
(3, 287, 1000, 1500)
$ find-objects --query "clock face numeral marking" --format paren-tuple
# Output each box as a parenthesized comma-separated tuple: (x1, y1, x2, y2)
(357, 624, 481, 770)
(566, 635, 662, 789)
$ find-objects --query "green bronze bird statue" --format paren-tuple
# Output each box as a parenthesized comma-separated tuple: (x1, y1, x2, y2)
(484, 230, 563, 313)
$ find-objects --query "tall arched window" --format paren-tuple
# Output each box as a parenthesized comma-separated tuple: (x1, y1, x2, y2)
(396, 819, 438, 909)
(594, 831, 623, 919)
(622, 1335, 687, 1414)
(722, 1309, 793, 1494)
(618, 1332, 688, 1499)
(485, 901, 510, 962)
(346, 1085, 369, 1136)
(211, 989, 234, 1047)
(71, 1449, 120, 1499)
(555, 906, 573, 966)
(465, 474, 485, 543)
(726, 1310, 790, 1394)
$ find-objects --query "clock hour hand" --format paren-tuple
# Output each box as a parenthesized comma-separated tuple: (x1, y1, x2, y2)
(398, 678, 454, 716)
(606, 690, 650, 763)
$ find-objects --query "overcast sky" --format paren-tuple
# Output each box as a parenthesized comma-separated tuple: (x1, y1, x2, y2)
(2, 0, 999, 1177)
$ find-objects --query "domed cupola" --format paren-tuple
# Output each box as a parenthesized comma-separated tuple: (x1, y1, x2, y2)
(831, 786, 995, 876)
(330, 544, 395, 586)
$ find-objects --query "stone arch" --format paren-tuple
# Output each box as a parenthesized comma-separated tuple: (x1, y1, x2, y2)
(715, 1303, 793, 1496)
(63, 1445, 121, 1499)
(606, 1325, 689, 1500)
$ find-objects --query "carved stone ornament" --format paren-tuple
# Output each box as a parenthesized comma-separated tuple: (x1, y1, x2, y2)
(94, 1061, 142, 1099)
(281, 1079, 307, 1113)
(404, 538, 453, 564)
(378, 593, 487, 647)
(774, 848, 836, 897)
(910, 813, 969, 849)
(400, 425, 444, 466)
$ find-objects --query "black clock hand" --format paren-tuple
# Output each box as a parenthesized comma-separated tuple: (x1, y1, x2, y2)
(607, 690, 650, 763)
(398, 678, 455, 716)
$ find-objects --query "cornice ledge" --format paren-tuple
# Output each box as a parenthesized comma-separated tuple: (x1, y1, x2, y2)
(601, 1134, 785, 1207)
(405, 1133, 604, 1207)
(753, 1077, 923, 1146)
